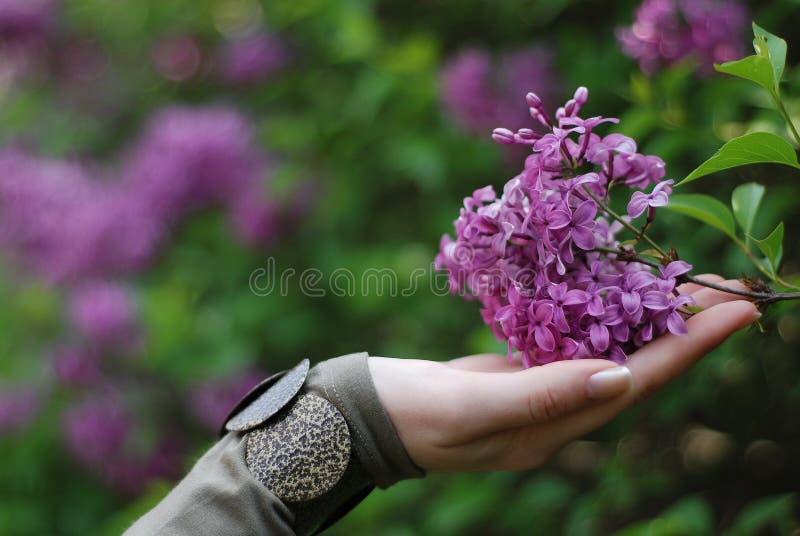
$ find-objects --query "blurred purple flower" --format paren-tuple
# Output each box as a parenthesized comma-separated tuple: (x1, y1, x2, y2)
(62, 395, 130, 468)
(0, 0, 55, 43)
(0, 385, 41, 435)
(617, 0, 748, 75)
(0, 104, 279, 280)
(123, 105, 267, 216)
(188, 370, 264, 432)
(439, 46, 559, 135)
(218, 32, 289, 85)
(229, 190, 279, 245)
(62, 394, 184, 494)
(68, 282, 138, 345)
(0, 149, 106, 280)
(52, 346, 100, 387)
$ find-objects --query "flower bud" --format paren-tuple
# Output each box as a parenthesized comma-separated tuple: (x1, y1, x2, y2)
(491, 128, 515, 145)
(526, 92, 542, 108)
(574, 86, 589, 105)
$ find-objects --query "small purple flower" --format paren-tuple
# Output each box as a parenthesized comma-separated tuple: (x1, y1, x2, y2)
(528, 302, 556, 352)
(627, 179, 673, 218)
(656, 294, 696, 335)
(659, 260, 692, 288)
(548, 282, 589, 332)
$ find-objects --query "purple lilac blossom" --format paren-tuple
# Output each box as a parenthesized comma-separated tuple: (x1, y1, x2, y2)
(617, 0, 748, 75)
(0, 105, 277, 281)
(61, 395, 183, 494)
(218, 32, 289, 84)
(436, 87, 690, 367)
(439, 46, 558, 135)
(68, 282, 138, 345)
(62, 395, 130, 468)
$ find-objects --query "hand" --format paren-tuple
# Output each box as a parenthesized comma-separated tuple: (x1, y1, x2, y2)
(368, 277, 760, 473)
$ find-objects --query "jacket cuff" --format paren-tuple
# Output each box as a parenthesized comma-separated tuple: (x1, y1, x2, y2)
(305, 352, 425, 488)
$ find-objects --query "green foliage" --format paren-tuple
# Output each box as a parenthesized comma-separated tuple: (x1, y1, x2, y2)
(663, 194, 737, 239)
(752, 222, 785, 276)
(731, 182, 765, 237)
(752, 23, 787, 87)
(726, 494, 798, 536)
(715, 55, 776, 96)
(616, 496, 715, 536)
(716, 22, 786, 99)
(678, 132, 800, 185)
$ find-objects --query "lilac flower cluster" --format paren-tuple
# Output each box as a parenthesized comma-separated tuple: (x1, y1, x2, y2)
(0, 105, 278, 282)
(436, 87, 692, 366)
(439, 46, 558, 135)
(617, 0, 748, 75)
(62, 395, 183, 493)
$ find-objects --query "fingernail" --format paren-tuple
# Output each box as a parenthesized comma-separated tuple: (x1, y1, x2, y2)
(752, 310, 762, 321)
(587, 366, 632, 399)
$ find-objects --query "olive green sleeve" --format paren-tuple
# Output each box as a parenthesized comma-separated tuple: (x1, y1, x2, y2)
(125, 353, 424, 536)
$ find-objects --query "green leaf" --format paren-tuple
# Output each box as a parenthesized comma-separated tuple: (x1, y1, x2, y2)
(731, 182, 766, 236)
(727, 494, 797, 536)
(664, 194, 737, 239)
(715, 55, 775, 95)
(679, 132, 800, 185)
(752, 22, 786, 86)
(752, 222, 784, 274)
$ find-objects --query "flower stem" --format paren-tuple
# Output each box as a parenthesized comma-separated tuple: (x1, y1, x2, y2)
(582, 186, 670, 258)
(594, 246, 800, 305)
(775, 97, 800, 147)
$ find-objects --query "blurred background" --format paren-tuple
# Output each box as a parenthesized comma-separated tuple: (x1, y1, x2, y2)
(0, 0, 799, 534)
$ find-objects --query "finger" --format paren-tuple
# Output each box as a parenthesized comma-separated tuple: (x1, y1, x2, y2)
(690, 279, 752, 309)
(513, 300, 759, 461)
(455, 358, 631, 434)
(445, 353, 524, 373)
(676, 273, 724, 295)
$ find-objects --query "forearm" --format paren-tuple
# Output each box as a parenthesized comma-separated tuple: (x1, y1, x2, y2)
(125, 353, 424, 536)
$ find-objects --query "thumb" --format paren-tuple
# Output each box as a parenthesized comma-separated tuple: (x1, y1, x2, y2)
(458, 358, 633, 434)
